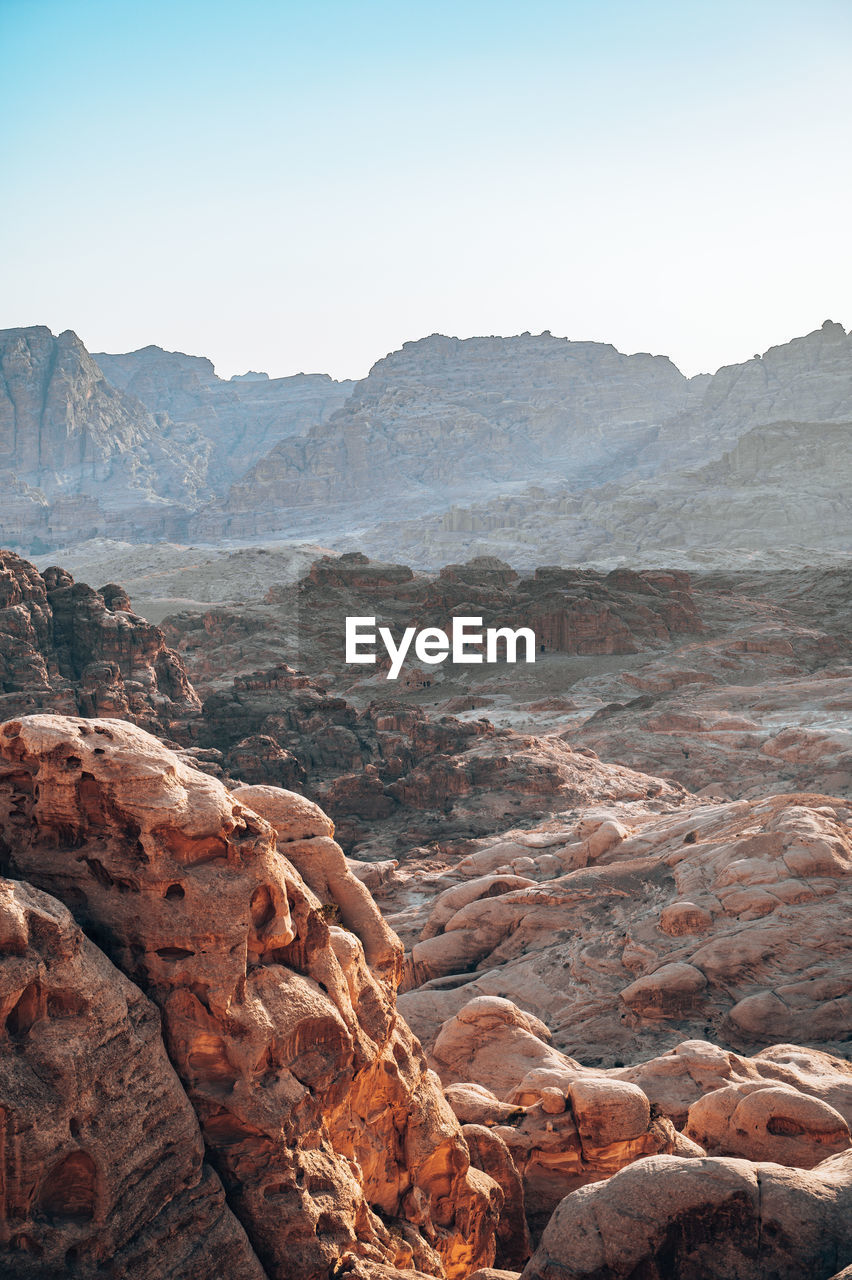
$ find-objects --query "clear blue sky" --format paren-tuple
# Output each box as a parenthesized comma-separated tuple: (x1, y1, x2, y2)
(2, 0, 850, 380)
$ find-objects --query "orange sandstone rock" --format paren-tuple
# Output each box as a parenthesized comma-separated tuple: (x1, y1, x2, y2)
(0, 876, 264, 1278)
(0, 714, 500, 1280)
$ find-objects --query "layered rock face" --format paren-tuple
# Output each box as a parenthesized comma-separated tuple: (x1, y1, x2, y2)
(397, 416, 852, 570)
(0, 550, 199, 735)
(197, 333, 693, 538)
(0, 327, 206, 550)
(0, 715, 501, 1280)
(0, 877, 264, 1278)
(203, 320, 852, 558)
(94, 344, 353, 492)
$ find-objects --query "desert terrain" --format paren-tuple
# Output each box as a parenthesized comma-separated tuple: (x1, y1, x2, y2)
(0, 321, 850, 1278)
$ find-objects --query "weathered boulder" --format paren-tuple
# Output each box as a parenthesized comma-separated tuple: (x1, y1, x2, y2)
(521, 1150, 852, 1280)
(617, 1039, 852, 1130)
(434, 998, 700, 1223)
(398, 795, 852, 1064)
(685, 1081, 851, 1167)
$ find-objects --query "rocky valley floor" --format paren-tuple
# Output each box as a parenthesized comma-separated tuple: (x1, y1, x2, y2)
(0, 545, 849, 1279)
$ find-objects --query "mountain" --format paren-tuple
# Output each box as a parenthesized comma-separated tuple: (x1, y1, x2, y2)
(3, 320, 851, 563)
(0, 326, 207, 550)
(0, 327, 352, 553)
(198, 332, 694, 539)
(365, 415, 852, 568)
(641, 319, 852, 472)
(198, 322, 852, 555)
(94, 344, 354, 491)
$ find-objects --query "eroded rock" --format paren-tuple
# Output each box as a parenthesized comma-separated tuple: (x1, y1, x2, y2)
(0, 714, 501, 1280)
(0, 876, 263, 1278)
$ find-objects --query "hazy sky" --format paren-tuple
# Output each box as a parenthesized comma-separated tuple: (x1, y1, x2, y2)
(2, 0, 851, 381)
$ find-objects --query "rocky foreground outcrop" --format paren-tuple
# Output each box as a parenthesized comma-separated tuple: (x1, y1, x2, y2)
(0, 550, 199, 735)
(1, 714, 851, 1277)
(0, 877, 264, 1277)
(435, 999, 851, 1207)
(0, 715, 501, 1280)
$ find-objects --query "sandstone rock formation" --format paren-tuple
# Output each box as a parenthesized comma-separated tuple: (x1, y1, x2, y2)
(434, 998, 701, 1227)
(158, 552, 850, 812)
(394, 795, 852, 1063)
(0, 550, 199, 736)
(564, 565, 852, 802)
(191, 661, 687, 857)
(0, 876, 264, 1277)
(0, 715, 501, 1280)
(522, 1150, 852, 1280)
(161, 553, 702, 698)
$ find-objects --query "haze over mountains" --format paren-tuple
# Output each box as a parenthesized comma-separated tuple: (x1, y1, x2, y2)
(1, 319, 849, 564)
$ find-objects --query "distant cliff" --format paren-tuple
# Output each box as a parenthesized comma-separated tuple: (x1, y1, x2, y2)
(3, 320, 851, 563)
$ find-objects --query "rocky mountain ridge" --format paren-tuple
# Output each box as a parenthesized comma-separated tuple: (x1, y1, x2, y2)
(94, 343, 353, 490)
(198, 333, 693, 539)
(4, 320, 851, 564)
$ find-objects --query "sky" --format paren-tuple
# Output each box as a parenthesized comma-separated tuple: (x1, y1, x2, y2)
(1, 0, 851, 382)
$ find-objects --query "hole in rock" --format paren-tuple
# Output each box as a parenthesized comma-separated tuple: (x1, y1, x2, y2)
(38, 1151, 97, 1223)
(315, 1211, 340, 1239)
(164, 883, 185, 900)
(155, 947, 195, 961)
(7, 981, 42, 1037)
(262, 1180, 294, 1200)
(766, 1116, 808, 1137)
